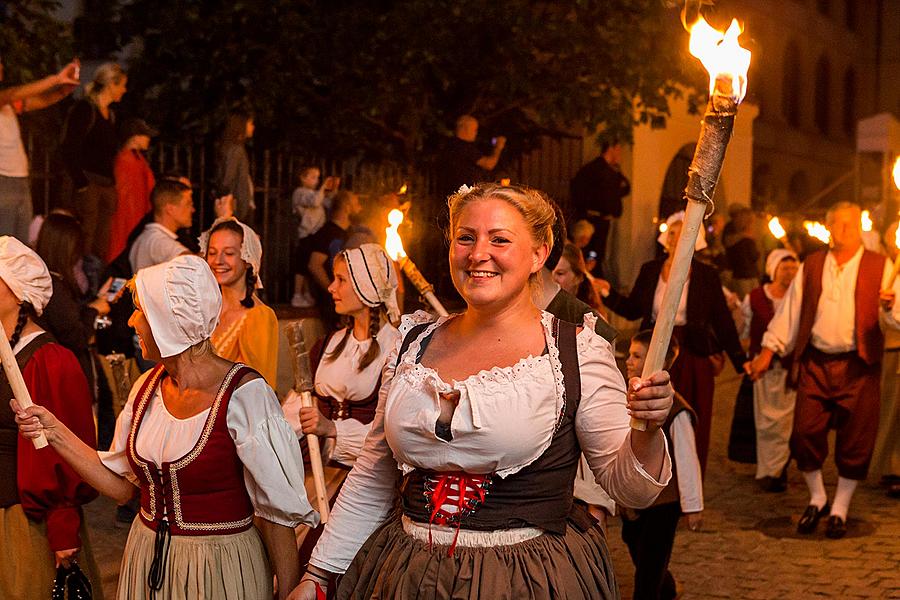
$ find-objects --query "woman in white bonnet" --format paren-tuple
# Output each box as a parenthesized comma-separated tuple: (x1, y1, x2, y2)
(0, 236, 102, 598)
(201, 216, 279, 386)
(14, 254, 318, 599)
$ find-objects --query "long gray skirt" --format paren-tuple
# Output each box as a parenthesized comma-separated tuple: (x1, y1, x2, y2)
(338, 516, 619, 600)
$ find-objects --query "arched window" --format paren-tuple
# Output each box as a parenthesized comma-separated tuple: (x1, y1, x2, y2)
(814, 56, 831, 134)
(782, 41, 802, 128)
(843, 68, 857, 137)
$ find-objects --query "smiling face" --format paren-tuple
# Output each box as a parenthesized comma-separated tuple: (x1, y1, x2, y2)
(206, 228, 247, 289)
(552, 256, 582, 296)
(450, 197, 548, 309)
(327, 257, 366, 317)
(128, 293, 161, 361)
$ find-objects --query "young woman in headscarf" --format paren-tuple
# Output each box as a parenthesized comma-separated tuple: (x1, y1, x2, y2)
(595, 211, 747, 473)
(0, 236, 102, 599)
(13, 255, 317, 599)
(201, 216, 279, 386)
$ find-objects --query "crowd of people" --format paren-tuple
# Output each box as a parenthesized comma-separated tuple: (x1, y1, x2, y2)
(1, 57, 898, 600)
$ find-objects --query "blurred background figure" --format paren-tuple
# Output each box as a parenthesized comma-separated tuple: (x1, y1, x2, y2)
(215, 109, 255, 224)
(109, 118, 155, 263)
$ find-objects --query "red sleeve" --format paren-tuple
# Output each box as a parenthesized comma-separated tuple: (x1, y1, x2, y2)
(17, 343, 98, 551)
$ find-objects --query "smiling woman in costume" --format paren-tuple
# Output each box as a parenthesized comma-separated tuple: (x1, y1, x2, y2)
(14, 255, 317, 599)
(289, 183, 673, 600)
(201, 216, 279, 386)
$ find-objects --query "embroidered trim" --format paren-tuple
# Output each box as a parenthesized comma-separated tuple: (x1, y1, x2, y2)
(129, 366, 166, 521)
(169, 363, 253, 532)
(210, 312, 249, 356)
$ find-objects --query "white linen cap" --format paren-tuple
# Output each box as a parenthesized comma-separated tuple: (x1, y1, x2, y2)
(765, 248, 798, 281)
(134, 255, 222, 358)
(657, 211, 708, 252)
(198, 217, 263, 281)
(0, 236, 53, 316)
(340, 243, 400, 322)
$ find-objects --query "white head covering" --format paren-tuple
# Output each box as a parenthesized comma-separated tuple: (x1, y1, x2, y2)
(135, 255, 222, 358)
(657, 211, 708, 252)
(199, 217, 263, 286)
(340, 243, 400, 323)
(0, 236, 53, 316)
(765, 248, 798, 281)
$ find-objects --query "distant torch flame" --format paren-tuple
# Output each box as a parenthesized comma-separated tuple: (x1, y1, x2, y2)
(398, 183, 408, 195)
(659, 222, 668, 234)
(500, 178, 511, 186)
(894, 221, 900, 251)
(768, 216, 786, 240)
(861, 210, 873, 232)
(893, 157, 900, 191)
(688, 16, 751, 102)
(385, 209, 407, 261)
(804, 221, 831, 245)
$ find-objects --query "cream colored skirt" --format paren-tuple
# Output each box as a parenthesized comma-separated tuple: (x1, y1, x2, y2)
(117, 518, 271, 600)
(0, 503, 104, 600)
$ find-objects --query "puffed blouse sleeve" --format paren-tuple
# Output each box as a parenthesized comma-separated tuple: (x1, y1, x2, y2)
(227, 378, 319, 528)
(309, 313, 424, 574)
(574, 314, 672, 509)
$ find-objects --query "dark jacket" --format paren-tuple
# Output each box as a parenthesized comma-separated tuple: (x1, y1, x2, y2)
(605, 257, 746, 373)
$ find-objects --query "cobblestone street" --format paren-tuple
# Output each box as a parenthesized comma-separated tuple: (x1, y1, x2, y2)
(84, 368, 900, 599)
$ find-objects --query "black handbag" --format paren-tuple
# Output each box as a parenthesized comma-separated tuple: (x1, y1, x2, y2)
(51, 563, 92, 600)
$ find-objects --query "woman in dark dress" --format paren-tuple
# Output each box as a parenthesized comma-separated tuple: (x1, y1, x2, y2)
(597, 211, 747, 473)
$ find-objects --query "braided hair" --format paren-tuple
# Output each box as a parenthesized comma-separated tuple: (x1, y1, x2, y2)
(9, 302, 35, 350)
(324, 305, 390, 372)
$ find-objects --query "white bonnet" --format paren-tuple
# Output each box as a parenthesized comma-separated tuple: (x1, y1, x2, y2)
(199, 217, 263, 282)
(0, 236, 53, 316)
(765, 248, 798, 281)
(134, 255, 222, 358)
(657, 210, 708, 252)
(340, 243, 400, 323)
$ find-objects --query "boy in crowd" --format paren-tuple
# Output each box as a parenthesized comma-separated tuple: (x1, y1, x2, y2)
(620, 330, 703, 600)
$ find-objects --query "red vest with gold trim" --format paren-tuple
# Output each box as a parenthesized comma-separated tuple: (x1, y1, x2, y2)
(792, 249, 885, 369)
(126, 363, 255, 536)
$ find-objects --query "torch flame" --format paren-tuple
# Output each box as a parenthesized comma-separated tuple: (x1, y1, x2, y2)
(893, 157, 900, 191)
(659, 222, 668, 234)
(688, 16, 751, 102)
(861, 210, 873, 232)
(768, 216, 786, 240)
(804, 220, 831, 245)
(894, 220, 900, 251)
(385, 209, 407, 261)
(398, 183, 408, 195)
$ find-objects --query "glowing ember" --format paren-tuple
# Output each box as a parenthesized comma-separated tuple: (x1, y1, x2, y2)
(768, 216, 786, 240)
(861, 210, 873, 232)
(688, 16, 751, 102)
(385, 209, 407, 261)
(658, 222, 668, 234)
(398, 183, 408, 195)
(500, 178, 511, 186)
(804, 220, 831, 245)
(893, 157, 900, 191)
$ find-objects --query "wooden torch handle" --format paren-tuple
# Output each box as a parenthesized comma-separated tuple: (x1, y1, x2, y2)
(300, 391, 330, 523)
(0, 323, 48, 448)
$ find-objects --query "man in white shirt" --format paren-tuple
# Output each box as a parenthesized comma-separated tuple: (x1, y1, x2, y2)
(0, 56, 80, 242)
(747, 202, 900, 539)
(129, 176, 194, 272)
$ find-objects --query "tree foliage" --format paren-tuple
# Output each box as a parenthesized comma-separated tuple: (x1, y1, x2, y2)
(94, 1, 703, 164)
(0, 0, 72, 82)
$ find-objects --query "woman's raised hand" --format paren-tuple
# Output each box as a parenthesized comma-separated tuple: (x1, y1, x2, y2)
(626, 371, 673, 432)
(10, 399, 59, 441)
(299, 406, 337, 438)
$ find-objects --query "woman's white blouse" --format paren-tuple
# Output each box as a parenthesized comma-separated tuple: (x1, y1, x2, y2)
(99, 372, 318, 529)
(652, 274, 689, 326)
(315, 323, 401, 401)
(310, 310, 672, 574)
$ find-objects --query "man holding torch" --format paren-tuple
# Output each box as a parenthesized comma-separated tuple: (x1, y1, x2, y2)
(747, 202, 900, 539)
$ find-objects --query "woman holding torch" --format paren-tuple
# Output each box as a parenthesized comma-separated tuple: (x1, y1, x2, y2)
(13, 255, 318, 599)
(0, 236, 102, 598)
(289, 183, 673, 600)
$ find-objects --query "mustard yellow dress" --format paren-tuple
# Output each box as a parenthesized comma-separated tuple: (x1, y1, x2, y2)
(211, 303, 278, 386)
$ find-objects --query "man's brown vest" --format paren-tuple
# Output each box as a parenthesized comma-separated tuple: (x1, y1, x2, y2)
(790, 249, 885, 383)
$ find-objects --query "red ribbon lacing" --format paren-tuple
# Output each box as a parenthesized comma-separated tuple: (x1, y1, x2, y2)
(425, 472, 491, 556)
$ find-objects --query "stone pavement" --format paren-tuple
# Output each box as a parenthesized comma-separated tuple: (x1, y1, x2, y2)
(84, 369, 900, 599)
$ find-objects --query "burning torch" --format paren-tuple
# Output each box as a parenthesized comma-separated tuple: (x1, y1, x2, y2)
(636, 15, 751, 430)
(384, 209, 449, 317)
